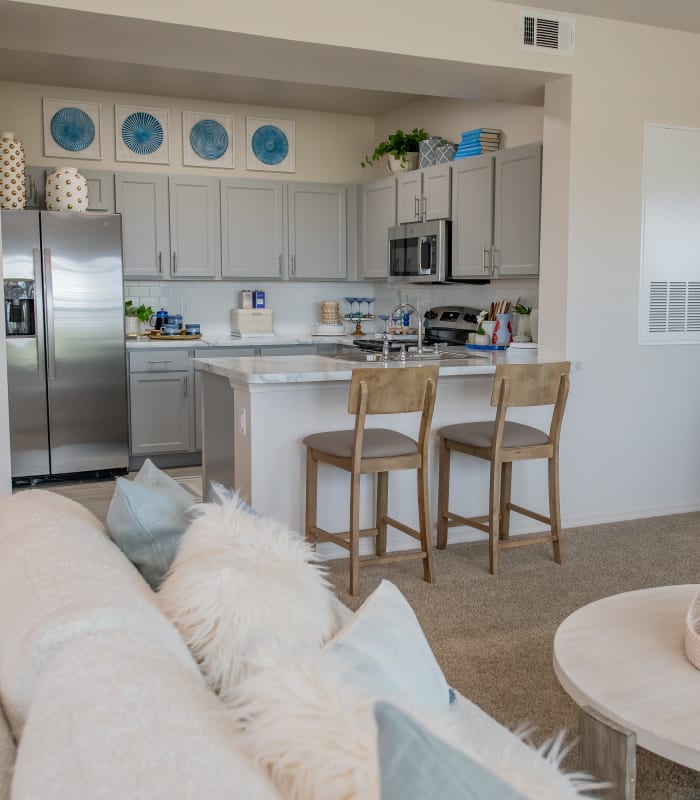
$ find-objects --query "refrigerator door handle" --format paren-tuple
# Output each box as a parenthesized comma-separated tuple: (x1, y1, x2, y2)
(43, 247, 56, 380)
(32, 248, 42, 377)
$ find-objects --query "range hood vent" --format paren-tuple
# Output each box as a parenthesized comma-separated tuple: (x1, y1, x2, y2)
(519, 10, 575, 56)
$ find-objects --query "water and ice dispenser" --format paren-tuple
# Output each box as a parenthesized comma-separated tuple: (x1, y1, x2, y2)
(4, 280, 35, 336)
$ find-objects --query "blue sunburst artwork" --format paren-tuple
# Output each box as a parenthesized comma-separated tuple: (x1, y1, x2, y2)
(50, 107, 95, 152)
(121, 112, 163, 155)
(190, 119, 228, 160)
(246, 117, 295, 172)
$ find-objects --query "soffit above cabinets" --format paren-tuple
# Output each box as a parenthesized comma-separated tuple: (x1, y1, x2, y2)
(0, 1, 557, 111)
(496, 0, 700, 35)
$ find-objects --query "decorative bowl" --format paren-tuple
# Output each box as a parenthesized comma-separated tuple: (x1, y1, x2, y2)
(685, 591, 700, 670)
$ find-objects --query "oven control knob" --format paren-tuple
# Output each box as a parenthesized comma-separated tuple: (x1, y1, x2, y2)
(424, 310, 438, 320)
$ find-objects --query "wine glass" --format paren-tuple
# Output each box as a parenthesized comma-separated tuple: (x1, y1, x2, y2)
(363, 298, 375, 318)
(377, 314, 390, 334)
(343, 297, 359, 320)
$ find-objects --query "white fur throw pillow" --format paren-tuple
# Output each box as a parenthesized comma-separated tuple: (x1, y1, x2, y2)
(157, 495, 339, 696)
(225, 659, 598, 800)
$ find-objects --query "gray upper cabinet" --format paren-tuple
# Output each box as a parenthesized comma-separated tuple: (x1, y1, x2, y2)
(358, 176, 396, 279)
(82, 170, 115, 213)
(397, 171, 423, 223)
(493, 142, 542, 277)
(169, 177, 219, 278)
(115, 173, 170, 279)
(451, 154, 495, 279)
(397, 164, 451, 224)
(288, 183, 347, 280)
(24, 167, 114, 213)
(221, 179, 285, 279)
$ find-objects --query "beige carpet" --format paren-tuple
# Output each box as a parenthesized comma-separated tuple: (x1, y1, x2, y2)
(325, 514, 700, 800)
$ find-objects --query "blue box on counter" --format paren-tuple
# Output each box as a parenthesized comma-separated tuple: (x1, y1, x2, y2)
(253, 290, 265, 309)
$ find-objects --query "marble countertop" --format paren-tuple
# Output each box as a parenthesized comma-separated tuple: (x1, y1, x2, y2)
(125, 334, 352, 349)
(192, 351, 536, 385)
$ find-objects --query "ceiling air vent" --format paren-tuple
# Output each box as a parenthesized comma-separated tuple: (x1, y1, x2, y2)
(519, 10, 575, 56)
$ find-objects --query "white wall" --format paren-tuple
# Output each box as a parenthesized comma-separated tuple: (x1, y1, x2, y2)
(373, 96, 544, 153)
(0, 80, 374, 184)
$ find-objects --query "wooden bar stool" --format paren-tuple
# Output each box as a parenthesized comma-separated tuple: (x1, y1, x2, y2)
(303, 365, 439, 596)
(436, 362, 571, 575)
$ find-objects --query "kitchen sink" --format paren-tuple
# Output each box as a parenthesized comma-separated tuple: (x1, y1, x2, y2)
(331, 349, 487, 364)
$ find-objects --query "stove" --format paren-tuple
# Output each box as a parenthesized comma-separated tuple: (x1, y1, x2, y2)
(353, 305, 482, 353)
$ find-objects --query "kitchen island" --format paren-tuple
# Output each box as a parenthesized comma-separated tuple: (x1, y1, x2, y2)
(193, 351, 548, 557)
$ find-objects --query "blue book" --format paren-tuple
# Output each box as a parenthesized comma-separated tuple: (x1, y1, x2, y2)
(455, 145, 498, 155)
(461, 133, 501, 143)
(461, 127, 501, 136)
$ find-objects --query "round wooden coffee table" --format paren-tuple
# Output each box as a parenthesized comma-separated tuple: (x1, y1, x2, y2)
(553, 584, 700, 799)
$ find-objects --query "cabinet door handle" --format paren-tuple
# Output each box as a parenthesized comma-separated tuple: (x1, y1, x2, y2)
(279, 254, 283, 275)
(172, 252, 177, 274)
(291, 255, 296, 276)
(492, 245, 499, 270)
(414, 196, 419, 219)
(421, 195, 427, 220)
(158, 251, 163, 273)
(482, 247, 490, 274)
(184, 375, 188, 397)
(147, 359, 173, 364)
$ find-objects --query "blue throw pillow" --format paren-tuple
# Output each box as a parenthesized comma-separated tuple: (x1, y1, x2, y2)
(375, 702, 528, 800)
(323, 579, 450, 709)
(106, 459, 197, 589)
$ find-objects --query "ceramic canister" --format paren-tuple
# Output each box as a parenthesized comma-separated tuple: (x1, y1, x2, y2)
(46, 167, 88, 212)
(0, 132, 26, 210)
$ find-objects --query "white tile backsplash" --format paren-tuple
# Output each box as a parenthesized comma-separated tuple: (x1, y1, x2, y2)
(124, 278, 539, 337)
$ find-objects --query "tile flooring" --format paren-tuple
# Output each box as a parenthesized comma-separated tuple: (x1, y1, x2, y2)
(13, 466, 203, 523)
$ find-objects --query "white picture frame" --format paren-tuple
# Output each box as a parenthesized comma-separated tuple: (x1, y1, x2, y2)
(183, 111, 234, 168)
(246, 117, 295, 173)
(115, 104, 170, 164)
(43, 98, 101, 160)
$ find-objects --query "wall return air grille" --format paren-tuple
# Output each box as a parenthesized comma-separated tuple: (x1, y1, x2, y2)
(519, 10, 575, 56)
(648, 282, 700, 335)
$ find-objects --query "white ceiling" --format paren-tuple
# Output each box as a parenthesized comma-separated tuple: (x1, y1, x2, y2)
(0, 1, 558, 114)
(497, 0, 700, 35)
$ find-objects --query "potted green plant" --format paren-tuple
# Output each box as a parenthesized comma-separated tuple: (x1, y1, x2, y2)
(361, 128, 429, 172)
(124, 300, 154, 334)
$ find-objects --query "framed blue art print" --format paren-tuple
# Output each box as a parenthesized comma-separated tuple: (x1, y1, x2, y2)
(246, 117, 295, 173)
(115, 105, 170, 164)
(43, 98, 101, 160)
(183, 111, 234, 168)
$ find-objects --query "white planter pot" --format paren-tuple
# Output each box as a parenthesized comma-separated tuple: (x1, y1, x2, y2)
(124, 316, 141, 335)
(46, 167, 88, 212)
(387, 152, 419, 174)
(0, 131, 26, 210)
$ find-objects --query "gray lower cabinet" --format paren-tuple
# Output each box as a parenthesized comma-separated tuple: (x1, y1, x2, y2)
(128, 350, 193, 455)
(358, 176, 396, 279)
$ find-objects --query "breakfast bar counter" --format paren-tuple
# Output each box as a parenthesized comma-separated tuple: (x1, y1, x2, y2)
(193, 352, 546, 556)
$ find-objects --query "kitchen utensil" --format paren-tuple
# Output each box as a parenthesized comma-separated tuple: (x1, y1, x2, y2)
(149, 308, 168, 330)
(185, 323, 200, 335)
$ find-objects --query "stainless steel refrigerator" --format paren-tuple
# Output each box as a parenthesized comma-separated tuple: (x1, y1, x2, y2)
(2, 210, 128, 481)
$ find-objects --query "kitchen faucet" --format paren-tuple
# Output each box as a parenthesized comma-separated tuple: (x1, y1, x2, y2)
(389, 303, 425, 357)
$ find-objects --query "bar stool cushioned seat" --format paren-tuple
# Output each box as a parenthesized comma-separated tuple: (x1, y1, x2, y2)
(438, 422, 550, 450)
(304, 366, 439, 596)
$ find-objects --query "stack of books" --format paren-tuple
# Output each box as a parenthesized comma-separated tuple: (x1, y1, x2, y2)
(454, 128, 502, 159)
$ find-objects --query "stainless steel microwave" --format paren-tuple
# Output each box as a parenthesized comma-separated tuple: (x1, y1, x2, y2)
(388, 220, 451, 283)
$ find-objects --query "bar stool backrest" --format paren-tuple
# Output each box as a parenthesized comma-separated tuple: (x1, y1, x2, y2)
(348, 366, 439, 415)
(490, 362, 571, 408)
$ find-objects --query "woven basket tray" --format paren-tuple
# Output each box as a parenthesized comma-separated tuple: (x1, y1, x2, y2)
(685, 591, 700, 670)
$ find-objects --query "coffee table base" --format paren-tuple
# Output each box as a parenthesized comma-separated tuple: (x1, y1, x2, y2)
(580, 706, 636, 800)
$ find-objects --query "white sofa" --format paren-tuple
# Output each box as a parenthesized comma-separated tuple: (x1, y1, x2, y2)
(0, 490, 586, 799)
